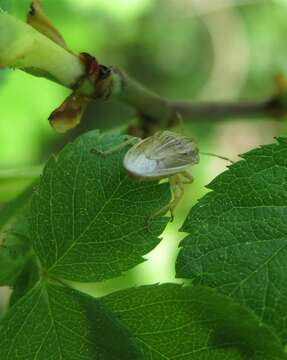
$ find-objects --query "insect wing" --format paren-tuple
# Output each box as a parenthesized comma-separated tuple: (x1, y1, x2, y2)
(145, 131, 199, 166)
(123, 131, 199, 178)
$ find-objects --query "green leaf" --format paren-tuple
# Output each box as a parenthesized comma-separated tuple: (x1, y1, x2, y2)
(176, 137, 287, 343)
(30, 130, 170, 282)
(102, 284, 286, 359)
(0, 282, 140, 360)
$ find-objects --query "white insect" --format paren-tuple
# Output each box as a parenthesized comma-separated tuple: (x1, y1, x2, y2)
(93, 131, 199, 221)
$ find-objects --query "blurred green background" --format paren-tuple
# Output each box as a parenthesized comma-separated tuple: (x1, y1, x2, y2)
(1, 0, 287, 301)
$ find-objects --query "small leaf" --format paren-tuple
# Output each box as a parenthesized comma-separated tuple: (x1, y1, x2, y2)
(0, 282, 140, 359)
(30, 131, 170, 282)
(102, 284, 286, 359)
(176, 137, 287, 343)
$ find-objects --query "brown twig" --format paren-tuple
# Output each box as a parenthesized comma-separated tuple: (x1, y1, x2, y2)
(170, 97, 284, 121)
(112, 68, 285, 136)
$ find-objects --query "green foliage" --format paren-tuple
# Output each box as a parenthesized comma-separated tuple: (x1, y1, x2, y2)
(102, 284, 286, 359)
(2, 2, 287, 357)
(176, 138, 287, 345)
(30, 130, 170, 282)
(1, 132, 287, 359)
(0, 282, 140, 359)
(1, 281, 285, 360)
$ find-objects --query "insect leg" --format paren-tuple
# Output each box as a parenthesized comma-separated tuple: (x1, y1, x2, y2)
(149, 176, 184, 221)
(91, 137, 139, 157)
(148, 176, 179, 221)
(180, 171, 194, 184)
(169, 175, 184, 222)
(150, 201, 170, 220)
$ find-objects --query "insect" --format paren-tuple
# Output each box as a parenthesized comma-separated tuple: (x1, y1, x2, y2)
(93, 131, 200, 221)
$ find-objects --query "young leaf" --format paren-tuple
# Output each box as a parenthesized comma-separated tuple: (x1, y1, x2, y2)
(0, 282, 140, 359)
(30, 130, 170, 282)
(102, 284, 286, 359)
(176, 137, 287, 343)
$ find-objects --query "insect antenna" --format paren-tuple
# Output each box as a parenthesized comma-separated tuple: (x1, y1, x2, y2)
(199, 152, 235, 164)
